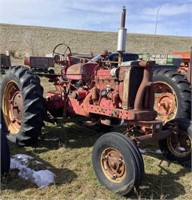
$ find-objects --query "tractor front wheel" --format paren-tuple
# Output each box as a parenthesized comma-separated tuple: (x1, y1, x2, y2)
(0, 66, 46, 146)
(92, 132, 144, 195)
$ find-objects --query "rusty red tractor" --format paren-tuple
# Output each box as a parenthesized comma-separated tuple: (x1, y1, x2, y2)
(1, 8, 192, 196)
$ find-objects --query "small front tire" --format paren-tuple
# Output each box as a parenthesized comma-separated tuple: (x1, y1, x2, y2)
(92, 132, 144, 195)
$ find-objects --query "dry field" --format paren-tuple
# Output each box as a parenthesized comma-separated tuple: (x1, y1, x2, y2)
(0, 23, 192, 64)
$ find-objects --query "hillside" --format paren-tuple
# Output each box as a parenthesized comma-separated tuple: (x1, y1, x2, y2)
(0, 23, 192, 65)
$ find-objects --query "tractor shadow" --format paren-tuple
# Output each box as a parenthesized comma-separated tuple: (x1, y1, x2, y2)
(124, 137, 191, 199)
(128, 159, 190, 199)
(34, 117, 109, 152)
(127, 141, 191, 199)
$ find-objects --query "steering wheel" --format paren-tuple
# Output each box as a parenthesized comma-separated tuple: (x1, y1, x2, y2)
(53, 43, 72, 56)
(52, 43, 72, 64)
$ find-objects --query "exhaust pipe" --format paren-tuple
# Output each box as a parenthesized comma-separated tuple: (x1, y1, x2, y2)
(117, 6, 127, 64)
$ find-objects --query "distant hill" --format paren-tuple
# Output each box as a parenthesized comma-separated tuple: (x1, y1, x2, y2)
(0, 23, 191, 65)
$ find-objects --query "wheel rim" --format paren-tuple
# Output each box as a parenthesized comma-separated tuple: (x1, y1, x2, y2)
(167, 131, 191, 158)
(100, 147, 126, 183)
(154, 82, 177, 123)
(2, 81, 23, 134)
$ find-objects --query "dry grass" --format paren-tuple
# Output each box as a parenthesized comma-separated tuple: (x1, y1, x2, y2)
(1, 117, 192, 200)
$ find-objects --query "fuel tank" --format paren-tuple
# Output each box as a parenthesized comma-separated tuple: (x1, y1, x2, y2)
(66, 62, 97, 80)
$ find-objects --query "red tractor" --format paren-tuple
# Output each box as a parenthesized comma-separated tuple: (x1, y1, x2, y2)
(1, 8, 191, 195)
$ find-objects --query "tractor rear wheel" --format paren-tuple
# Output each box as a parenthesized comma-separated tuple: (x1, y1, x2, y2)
(153, 69, 191, 123)
(0, 66, 46, 146)
(92, 132, 144, 195)
(159, 118, 192, 167)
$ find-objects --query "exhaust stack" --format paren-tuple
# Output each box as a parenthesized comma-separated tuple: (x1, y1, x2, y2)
(117, 6, 127, 64)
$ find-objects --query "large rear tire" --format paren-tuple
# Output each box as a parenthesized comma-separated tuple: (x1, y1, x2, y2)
(0, 66, 46, 146)
(153, 69, 191, 123)
(159, 118, 192, 167)
(92, 132, 144, 195)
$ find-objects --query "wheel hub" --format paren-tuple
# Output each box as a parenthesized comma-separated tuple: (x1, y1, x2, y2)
(168, 132, 191, 157)
(101, 148, 126, 183)
(154, 82, 177, 123)
(156, 93, 176, 115)
(10, 91, 23, 124)
(3, 81, 23, 134)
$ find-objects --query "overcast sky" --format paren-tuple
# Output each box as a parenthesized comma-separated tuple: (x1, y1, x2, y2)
(0, 0, 192, 36)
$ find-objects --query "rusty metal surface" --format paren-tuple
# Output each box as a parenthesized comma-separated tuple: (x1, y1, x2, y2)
(121, 69, 130, 109)
(46, 58, 158, 126)
(87, 105, 157, 121)
(100, 147, 126, 182)
(153, 81, 177, 122)
(134, 61, 154, 110)
(2, 81, 23, 134)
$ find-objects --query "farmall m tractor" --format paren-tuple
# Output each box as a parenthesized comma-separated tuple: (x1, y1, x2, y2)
(1, 8, 192, 195)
